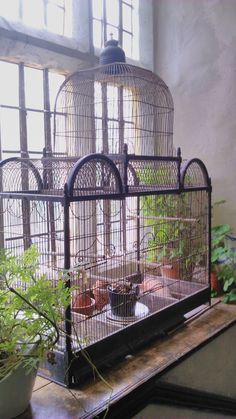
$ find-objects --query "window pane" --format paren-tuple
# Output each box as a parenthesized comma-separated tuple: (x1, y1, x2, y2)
(22, 0, 44, 28)
(27, 111, 44, 155)
(93, 19, 102, 49)
(107, 85, 118, 119)
(47, 3, 64, 34)
(25, 67, 44, 109)
(106, 25, 118, 42)
(124, 122, 134, 153)
(0, 108, 20, 154)
(0, 61, 19, 106)
(123, 87, 132, 120)
(106, 0, 119, 26)
(108, 120, 119, 153)
(64, 0, 72, 37)
(49, 72, 65, 110)
(94, 82, 102, 118)
(92, 0, 103, 20)
(122, 3, 132, 31)
(123, 31, 132, 58)
(0, 0, 19, 20)
(95, 118, 102, 152)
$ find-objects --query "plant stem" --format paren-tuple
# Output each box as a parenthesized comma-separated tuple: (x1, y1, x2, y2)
(7, 285, 60, 346)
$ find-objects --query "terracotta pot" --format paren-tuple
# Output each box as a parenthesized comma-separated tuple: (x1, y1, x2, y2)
(211, 271, 222, 295)
(72, 293, 95, 316)
(139, 278, 163, 293)
(93, 280, 109, 310)
(160, 262, 180, 279)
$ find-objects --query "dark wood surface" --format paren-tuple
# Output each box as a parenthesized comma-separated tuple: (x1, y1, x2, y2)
(19, 301, 236, 419)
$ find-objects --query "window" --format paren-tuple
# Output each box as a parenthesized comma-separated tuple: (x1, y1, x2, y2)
(93, 80, 136, 255)
(92, 0, 139, 60)
(94, 82, 135, 154)
(0, 61, 65, 159)
(0, 0, 72, 37)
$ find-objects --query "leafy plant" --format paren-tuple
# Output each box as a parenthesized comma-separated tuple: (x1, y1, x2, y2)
(139, 170, 203, 277)
(211, 201, 236, 302)
(215, 258, 236, 304)
(211, 223, 231, 269)
(0, 245, 113, 419)
(0, 245, 70, 381)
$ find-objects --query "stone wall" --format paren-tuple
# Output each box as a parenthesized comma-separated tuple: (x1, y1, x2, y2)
(154, 0, 236, 231)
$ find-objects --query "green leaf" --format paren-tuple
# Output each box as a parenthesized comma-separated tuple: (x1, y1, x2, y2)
(223, 277, 235, 292)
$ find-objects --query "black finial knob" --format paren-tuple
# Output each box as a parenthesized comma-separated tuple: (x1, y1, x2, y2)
(99, 39, 126, 65)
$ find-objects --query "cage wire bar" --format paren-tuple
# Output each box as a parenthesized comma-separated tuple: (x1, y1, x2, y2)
(0, 59, 211, 386)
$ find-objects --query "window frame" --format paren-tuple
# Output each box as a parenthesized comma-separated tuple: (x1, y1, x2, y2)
(0, 0, 70, 37)
(91, 0, 137, 60)
(0, 60, 66, 160)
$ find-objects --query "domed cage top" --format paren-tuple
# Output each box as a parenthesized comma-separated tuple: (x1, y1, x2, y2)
(0, 54, 211, 387)
(53, 63, 174, 159)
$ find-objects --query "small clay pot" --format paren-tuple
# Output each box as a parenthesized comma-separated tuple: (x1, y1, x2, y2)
(211, 271, 222, 295)
(160, 262, 180, 279)
(72, 293, 95, 316)
(93, 280, 109, 311)
(139, 278, 163, 293)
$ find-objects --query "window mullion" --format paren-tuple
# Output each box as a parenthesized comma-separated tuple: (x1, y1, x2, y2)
(43, 69, 52, 154)
(88, 0, 95, 55)
(103, 0, 107, 44)
(44, 0, 48, 28)
(19, 64, 28, 158)
(119, 0, 123, 46)
(19, 0, 23, 20)
(19, 63, 31, 249)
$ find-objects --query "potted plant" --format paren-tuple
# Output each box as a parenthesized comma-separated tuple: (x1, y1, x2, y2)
(108, 281, 139, 317)
(0, 245, 70, 419)
(157, 222, 200, 281)
(140, 176, 201, 280)
(72, 291, 95, 316)
(92, 279, 110, 311)
(211, 221, 236, 301)
(158, 242, 182, 279)
(71, 269, 95, 316)
(217, 262, 236, 302)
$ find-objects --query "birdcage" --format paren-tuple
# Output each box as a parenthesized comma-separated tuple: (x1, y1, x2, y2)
(0, 41, 211, 386)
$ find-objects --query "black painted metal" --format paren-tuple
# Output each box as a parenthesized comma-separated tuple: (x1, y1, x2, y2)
(99, 39, 126, 65)
(63, 184, 73, 387)
(69, 287, 210, 384)
(0, 157, 44, 190)
(0, 57, 212, 388)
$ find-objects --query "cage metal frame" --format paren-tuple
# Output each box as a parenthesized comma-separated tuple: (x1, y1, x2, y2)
(0, 58, 212, 386)
(0, 146, 211, 386)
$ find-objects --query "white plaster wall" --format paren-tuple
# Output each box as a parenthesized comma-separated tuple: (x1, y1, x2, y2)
(154, 0, 236, 231)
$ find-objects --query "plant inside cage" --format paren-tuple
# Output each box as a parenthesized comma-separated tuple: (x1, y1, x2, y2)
(108, 280, 140, 317)
(141, 188, 204, 281)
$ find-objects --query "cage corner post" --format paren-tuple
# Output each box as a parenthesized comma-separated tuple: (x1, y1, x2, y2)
(63, 184, 73, 387)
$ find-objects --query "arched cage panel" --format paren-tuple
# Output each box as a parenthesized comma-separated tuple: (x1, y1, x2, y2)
(0, 157, 80, 196)
(54, 63, 174, 158)
(66, 154, 123, 198)
(127, 159, 179, 192)
(181, 159, 210, 189)
(0, 158, 43, 193)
